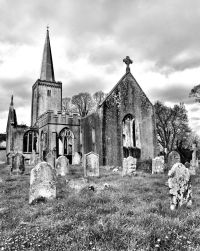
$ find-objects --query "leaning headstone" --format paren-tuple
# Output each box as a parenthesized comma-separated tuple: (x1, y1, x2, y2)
(72, 152, 81, 165)
(122, 156, 137, 176)
(29, 162, 57, 204)
(168, 163, 192, 210)
(11, 153, 25, 175)
(84, 152, 99, 177)
(152, 156, 164, 174)
(46, 152, 55, 168)
(55, 156, 69, 176)
(167, 151, 180, 170)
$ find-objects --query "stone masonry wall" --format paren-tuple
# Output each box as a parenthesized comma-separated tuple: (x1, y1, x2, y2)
(81, 111, 103, 164)
(101, 73, 157, 166)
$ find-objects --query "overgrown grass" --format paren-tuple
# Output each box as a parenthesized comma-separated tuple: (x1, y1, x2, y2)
(0, 164, 200, 250)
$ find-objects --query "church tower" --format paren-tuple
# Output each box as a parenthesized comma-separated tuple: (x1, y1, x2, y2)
(31, 28, 62, 126)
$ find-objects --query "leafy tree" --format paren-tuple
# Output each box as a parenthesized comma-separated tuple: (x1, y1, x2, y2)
(154, 101, 191, 153)
(71, 92, 93, 117)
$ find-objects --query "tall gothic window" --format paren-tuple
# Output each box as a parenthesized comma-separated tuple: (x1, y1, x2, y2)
(59, 128, 74, 157)
(122, 114, 136, 158)
(23, 130, 39, 153)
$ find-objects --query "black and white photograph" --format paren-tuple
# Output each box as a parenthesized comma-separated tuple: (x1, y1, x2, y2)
(0, 0, 200, 250)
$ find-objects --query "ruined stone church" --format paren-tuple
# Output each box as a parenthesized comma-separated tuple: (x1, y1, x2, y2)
(6, 29, 157, 166)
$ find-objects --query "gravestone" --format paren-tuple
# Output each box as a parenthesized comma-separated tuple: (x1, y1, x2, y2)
(167, 151, 180, 170)
(122, 156, 137, 176)
(84, 152, 99, 177)
(168, 162, 192, 210)
(55, 155, 69, 176)
(189, 143, 198, 175)
(72, 152, 81, 165)
(35, 157, 42, 165)
(7, 152, 15, 165)
(152, 156, 164, 174)
(11, 153, 25, 175)
(67, 178, 88, 192)
(29, 162, 57, 204)
(30, 150, 36, 165)
(46, 152, 55, 168)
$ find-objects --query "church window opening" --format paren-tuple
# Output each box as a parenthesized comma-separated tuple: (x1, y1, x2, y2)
(122, 114, 136, 158)
(59, 128, 74, 163)
(47, 90, 51, 96)
(92, 128, 95, 144)
(23, 130, 39, 153)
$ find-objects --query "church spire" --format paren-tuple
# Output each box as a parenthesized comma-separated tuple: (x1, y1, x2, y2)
(10, 95, 13, 106)
(40, 27, 55, 82)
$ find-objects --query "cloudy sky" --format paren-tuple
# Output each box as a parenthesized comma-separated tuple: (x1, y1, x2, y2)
(0, 0, 200, 133)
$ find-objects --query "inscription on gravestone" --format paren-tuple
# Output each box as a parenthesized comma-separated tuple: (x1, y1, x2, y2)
(29, 162, 57, 204)
(168, 163, 192, 210)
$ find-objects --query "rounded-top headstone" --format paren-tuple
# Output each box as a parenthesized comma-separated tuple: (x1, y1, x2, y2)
(46, 152, 55, 168)
(72, 152, 81, 165)
(167, 151, 180, 170)
(29, 162, 57, 204)
(11, 153, 25, 175)
(55, 155, 69, 176)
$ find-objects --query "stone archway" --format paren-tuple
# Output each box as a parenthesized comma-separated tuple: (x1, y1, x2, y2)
(58, 128, 74, 164)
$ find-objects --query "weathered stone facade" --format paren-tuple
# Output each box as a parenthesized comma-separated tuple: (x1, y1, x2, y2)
(81, 71, 157, 166)
(6, 30, 157, 166)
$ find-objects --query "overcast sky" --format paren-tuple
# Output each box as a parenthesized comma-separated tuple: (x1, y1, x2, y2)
(0, 0, 200, 134)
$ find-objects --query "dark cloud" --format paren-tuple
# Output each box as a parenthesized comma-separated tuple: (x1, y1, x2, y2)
(62, 76, 107, 97)
(190, 117, 200, 121)
(0, 77, 32, 112)
(149, 83, 195, 104)
(1, 0, 200, 72)
(189, 106, 200, 112)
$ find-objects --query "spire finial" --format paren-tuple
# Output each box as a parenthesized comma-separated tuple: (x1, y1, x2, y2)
(123, 56, 133, 73)
(40, 27, 55, 81)
(47, 25, 49, 31)
(10, 95, 13, 106)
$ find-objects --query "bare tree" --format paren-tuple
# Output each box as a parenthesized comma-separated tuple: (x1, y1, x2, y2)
(62, 97, 71, 113)
(154, 101, 191, 153)
(93, 91, 106, 107)
(71, 92, 93, 117)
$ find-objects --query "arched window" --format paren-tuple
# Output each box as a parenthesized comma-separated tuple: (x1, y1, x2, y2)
(23, 130, 39, 153)
(58, 128, 74, 162)
(122, 114, 136, 158)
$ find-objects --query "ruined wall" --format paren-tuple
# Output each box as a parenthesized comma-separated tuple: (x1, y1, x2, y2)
(31, 80, 62, 126)
(12, 126, 29, 153)
(81, 110, 103, 164)
(37, 111, 81, 160)
(101, 73, 157, 166)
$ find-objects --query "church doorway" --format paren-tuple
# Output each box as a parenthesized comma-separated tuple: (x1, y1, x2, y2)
(58, 128, 74, 164)
(122, 114, 136, 158)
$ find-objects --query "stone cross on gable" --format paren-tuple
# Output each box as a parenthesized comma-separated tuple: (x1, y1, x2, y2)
(123, 56, 133, 73)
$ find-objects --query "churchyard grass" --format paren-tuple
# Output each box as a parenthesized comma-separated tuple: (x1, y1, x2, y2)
(1, 164, 200, 250)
